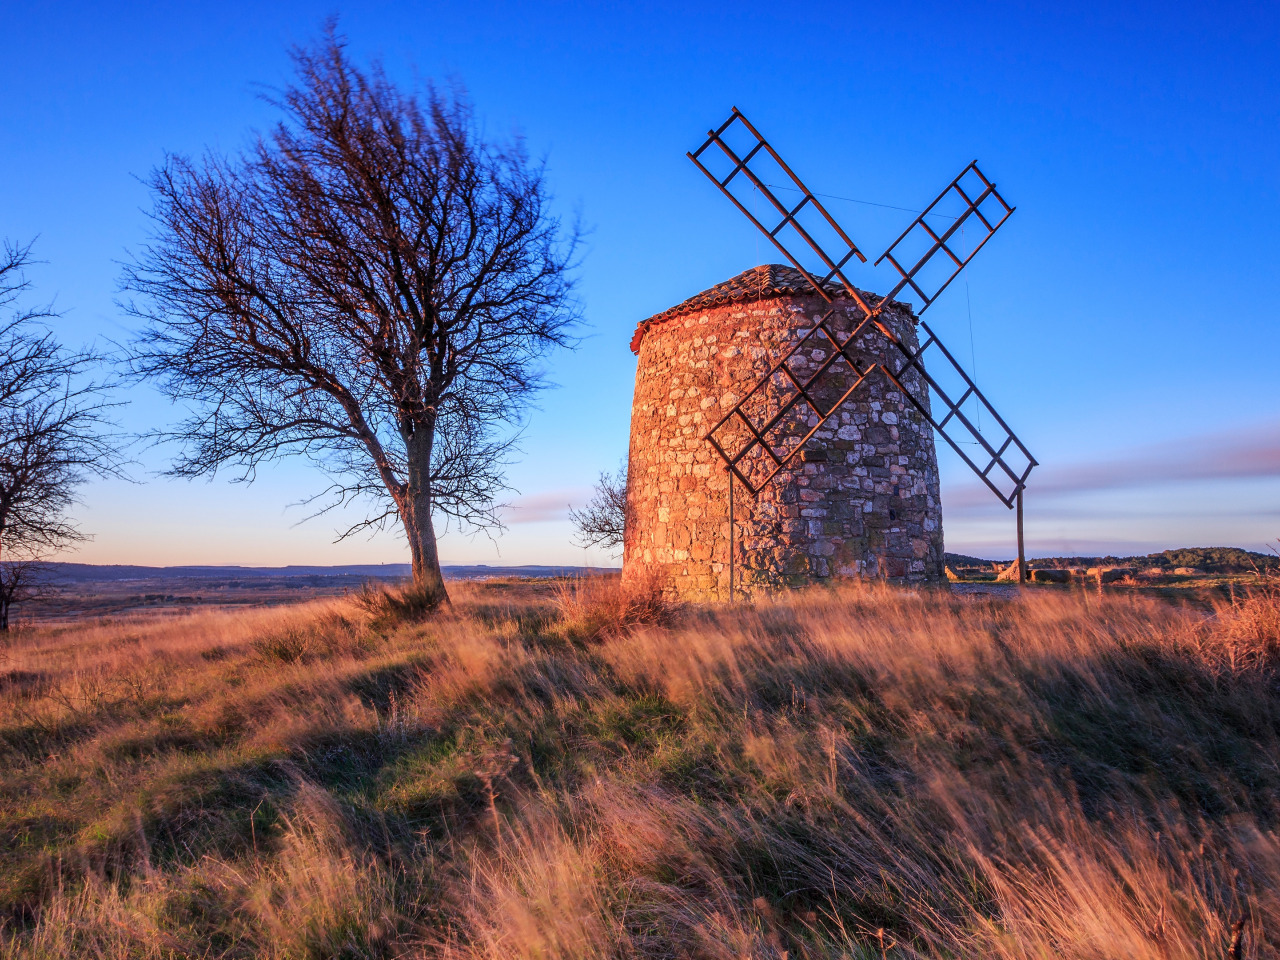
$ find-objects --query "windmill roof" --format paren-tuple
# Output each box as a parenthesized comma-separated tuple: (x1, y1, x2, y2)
(630, 264, 886, 354)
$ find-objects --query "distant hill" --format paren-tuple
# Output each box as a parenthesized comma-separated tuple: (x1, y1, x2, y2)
(944, 553, 996, 569)
(37, 562, 618, 583)
(1156, 547, 1277, 573)
(945, 547, 1276, 574)
(34, 550, 1275, 583)
(1026, 547, 1276, 573)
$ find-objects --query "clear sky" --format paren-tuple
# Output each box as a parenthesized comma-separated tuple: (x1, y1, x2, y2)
(2, 0, 1277, 566)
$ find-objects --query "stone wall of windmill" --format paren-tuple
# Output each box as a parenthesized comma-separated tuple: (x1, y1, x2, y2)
(624, 265, 946, 601)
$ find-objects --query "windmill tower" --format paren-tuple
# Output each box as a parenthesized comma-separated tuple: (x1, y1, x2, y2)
(624, 109, 1036, 598)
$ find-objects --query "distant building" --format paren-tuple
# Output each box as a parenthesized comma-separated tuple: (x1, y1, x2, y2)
(624, 265, 945, 599)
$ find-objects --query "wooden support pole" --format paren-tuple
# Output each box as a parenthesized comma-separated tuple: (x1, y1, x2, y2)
(728, 468, 736, 602)
(1016, 488, 1026, 584)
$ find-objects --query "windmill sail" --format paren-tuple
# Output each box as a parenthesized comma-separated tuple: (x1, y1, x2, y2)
(689, 108, 1036, 507)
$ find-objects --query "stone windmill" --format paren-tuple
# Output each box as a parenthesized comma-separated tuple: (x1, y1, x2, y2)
(624, 109, 1036, 598)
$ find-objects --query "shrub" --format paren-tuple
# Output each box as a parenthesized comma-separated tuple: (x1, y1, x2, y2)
(552, 570, 672, 642)
(251, 611, 371, 664)
(1206, 587, 1280, 674)
(354, 580, 445, 629)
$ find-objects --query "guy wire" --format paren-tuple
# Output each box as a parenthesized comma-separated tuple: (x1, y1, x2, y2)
(962, 224, 982, 432)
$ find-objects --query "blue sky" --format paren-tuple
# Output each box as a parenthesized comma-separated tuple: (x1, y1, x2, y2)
(2, 0, 1277, 565)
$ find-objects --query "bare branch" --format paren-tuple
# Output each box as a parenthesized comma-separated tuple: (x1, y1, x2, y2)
(570, 463, 629, 553)
(0, 241, 124, 630)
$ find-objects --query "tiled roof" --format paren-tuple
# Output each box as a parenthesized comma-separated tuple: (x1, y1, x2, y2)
(630, 264, 875, 354)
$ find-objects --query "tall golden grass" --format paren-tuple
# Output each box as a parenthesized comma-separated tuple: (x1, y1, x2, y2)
(0, 579, 1277, 958)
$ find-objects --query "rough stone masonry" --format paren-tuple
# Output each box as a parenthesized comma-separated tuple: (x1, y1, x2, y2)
(623, 265, 945, 600)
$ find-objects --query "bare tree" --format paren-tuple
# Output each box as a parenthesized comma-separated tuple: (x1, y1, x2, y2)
(570, 462, 628, 553)
(123, 30, 579, 607)
(0, 241, 121, 630)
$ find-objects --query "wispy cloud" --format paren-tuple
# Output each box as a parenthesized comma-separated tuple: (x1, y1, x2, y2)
(940, 421, 1280, 558)
(944, 421, 1280, 509)
(500, 488, 591, 525)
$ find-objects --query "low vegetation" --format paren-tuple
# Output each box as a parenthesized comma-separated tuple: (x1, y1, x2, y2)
(1, 579, 1278, 958)
(945, 546, 1279, 575)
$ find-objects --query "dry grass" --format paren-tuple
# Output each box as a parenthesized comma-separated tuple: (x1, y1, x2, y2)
(1, 580, 1278, 958)
(551, 570, 672, 641)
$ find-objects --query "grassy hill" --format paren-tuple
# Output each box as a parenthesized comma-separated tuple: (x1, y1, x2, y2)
(1, 580, 1278, 957)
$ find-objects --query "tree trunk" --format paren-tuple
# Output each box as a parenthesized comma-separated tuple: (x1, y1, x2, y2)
(403, 429, 450, 607)
(0, 534, 7, 631)
(404, 501, 449, 606)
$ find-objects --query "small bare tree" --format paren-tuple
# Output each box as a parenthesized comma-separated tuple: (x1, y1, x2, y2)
(0, 241, 121, 630)
(123, 30, 579, 607)
(570, 463, 628, 554)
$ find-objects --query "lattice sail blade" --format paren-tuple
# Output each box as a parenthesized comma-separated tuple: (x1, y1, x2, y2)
(882, 321, 1036, 507)
(688, 108, 873, 315)
(876, 161, 1014, 314)
(870, 161, 1033, 505)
